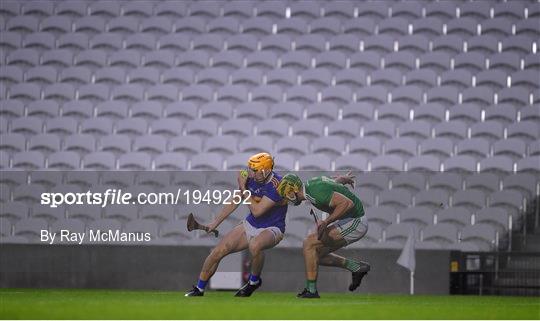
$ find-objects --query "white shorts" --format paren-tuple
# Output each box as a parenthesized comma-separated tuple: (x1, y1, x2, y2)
(333, 216, 368, 245)
(242, 220, 283, 244)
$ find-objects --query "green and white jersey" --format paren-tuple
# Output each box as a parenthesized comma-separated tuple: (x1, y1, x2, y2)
(304, 176, 365, 219)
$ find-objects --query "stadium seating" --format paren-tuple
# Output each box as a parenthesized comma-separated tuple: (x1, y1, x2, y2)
(0, 0, 538, 252)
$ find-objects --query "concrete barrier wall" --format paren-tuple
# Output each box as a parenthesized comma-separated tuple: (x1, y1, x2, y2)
(0, 244, 450, 294)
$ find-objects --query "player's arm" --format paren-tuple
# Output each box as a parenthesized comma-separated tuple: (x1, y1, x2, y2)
(324, 192, 354, 225)
(208, 202, 240, 231)
(247, 195, 277, 218)
(332, 171, 355, 189)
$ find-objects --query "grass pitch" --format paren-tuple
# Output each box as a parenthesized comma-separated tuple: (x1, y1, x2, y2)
(0, 288, 538, 319)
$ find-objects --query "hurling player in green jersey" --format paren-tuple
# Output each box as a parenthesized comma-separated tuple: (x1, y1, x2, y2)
(277, 171, 370, 298)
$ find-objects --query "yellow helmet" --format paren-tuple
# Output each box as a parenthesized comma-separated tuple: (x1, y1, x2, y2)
(247, 152, 274, 172)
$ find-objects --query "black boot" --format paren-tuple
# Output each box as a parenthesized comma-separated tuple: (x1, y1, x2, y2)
(349, 262, 371, 291)
(297, 288, 320, 299)
(184, 286, 204, 297)
(235, 278, 262, 297)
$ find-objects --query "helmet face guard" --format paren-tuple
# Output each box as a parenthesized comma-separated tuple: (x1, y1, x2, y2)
(286, 193, 302, 206)
(278, 174, 303, 205)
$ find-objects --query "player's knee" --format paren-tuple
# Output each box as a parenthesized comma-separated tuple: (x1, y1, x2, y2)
(248, 242, 261, 257)
(210, 245, 229, 260)
(302, 236, 316, 251)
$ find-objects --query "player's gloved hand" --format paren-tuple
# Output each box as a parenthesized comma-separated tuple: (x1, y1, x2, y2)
(332, 170, 356, 189)
(317, 220, 328, 240)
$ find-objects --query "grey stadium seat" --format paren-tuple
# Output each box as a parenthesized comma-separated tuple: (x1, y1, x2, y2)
(12, 151, 44, 170)
(422, 223, 458, 247)
(312, 137, 345, 158)
(291, 119, 324, 140)
(392, 172, 426, 193)
(99, 135, 130, 155)
(275, 136, 309, 158)
(118, 152, 152, 170)
(14, 218, 48, 243)
(399, 207, 434, 229)
(83, 152, 116, 170)
(493, 139, 527, 162)
(269, 102, 303, 124)
(350, 137, 382, 160)
(448, 103, 482, 125)
(239, 136, 273, 155)
(378, 188, 412, 210)
(190, 153, 223, 171)
(221, 119, 253, 138)
(385, 223, 418, 245)
(256, 119, 289, 139)
(363, 120, 395, 141)
(399, 34, 429, 55)
(466, 173, 500, 194)
(434, 121, 468, 143)
(456, 138, 490, 161)
(384, 137, 416, 159)
(502, 174, 537, 199)
(377, 102, 410, 124)
(399, 121, 432, 143)
(371, 155, 404, 172)
(385, 52, 415, 73)
(453, 190, 487, 212)
(437, 207, 472, 229)
(414, 103, 445, 125)
(154, 153, 187, 171)
(415, 189, 450, 210)
(420, 138, 453, 161)
(404, 69, 437, 90)
(460, 224, 500, 252)
(342, 103, 375, 123)
(335, 155, 368, 172)
(475, 208, 511, 232)
(479, 156, 514, 174)
(365, 206, 396, 229)
(489, 190, 523, 218)
(328, 119, 360, 140)
(443, 156, 477, 173)
(407, 155, 441, 172)
(203, 136, 238, 156)
(508, 121, 539, 143)
(298, 155, 332, 171)
(1, 201, 30, 221)
(306, 102, 339, 123)
(441, 69, 472, 90)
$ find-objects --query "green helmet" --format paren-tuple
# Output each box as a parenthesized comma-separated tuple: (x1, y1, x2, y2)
(277, 173, 303, 198)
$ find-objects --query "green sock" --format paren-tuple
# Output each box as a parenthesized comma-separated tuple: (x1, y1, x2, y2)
(306, 280, 317, 293)
(344, 258, 362, 272)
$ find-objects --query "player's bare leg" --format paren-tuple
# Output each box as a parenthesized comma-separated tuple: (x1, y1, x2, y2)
(300, 225, 368, 297)
(318, 251, 370, 292)
(303, 225, 344, 280)
(299, 227, 342, 298)
(236, 229, 282, 297)
(186, 224, 248, 296)
(200, 223, 248, 279)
